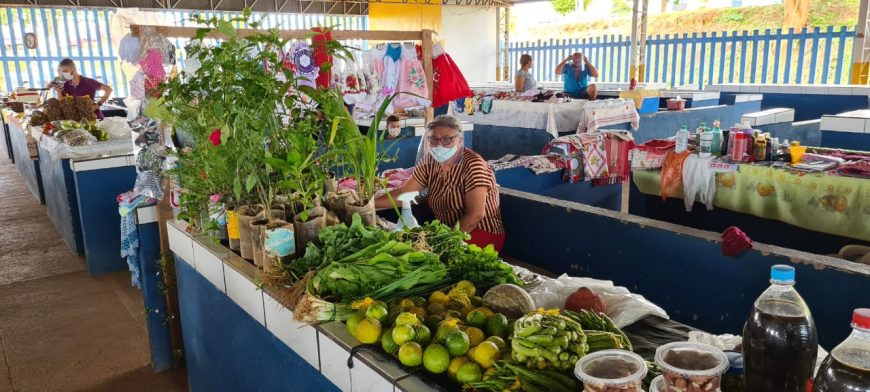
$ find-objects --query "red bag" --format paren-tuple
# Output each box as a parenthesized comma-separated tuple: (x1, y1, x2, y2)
(432, 53, 472, 108)
(311, 28, 333, 88)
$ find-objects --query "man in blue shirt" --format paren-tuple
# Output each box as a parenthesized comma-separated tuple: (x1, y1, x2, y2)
(555, 52, 599, 100)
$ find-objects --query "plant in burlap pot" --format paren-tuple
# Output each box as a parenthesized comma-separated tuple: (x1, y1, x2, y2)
(260, 219, 295, 272)
(248, 217, 269, 268)
(226, 206, 241, 251)
(308, 90, 400, 227)
(205, 194, 228, 241)
(236, 204, 262, 260)
(293, 206, 330, 253)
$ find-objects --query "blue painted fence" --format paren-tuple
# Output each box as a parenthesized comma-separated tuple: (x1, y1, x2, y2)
(0, 6, 367, 97)
(510, 26, 856, 88)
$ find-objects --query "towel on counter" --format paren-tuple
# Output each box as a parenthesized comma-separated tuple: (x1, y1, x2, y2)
(595, 130, 635, 186)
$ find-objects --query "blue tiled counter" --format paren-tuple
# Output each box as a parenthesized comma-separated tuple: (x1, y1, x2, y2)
(72, 155, 137, 276)
(37, 144, 85, 255)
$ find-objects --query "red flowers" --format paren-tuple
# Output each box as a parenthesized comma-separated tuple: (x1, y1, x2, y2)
(209, 128, 222, 146)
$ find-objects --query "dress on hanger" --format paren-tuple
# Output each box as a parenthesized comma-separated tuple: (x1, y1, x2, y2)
(393, 44, 431, 110)
(431, 44, 472, 108)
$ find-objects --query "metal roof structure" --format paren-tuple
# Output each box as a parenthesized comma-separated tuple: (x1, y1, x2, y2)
(0, 0, 511, 14)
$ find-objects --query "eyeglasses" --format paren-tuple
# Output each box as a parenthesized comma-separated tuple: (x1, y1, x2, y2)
(428, 135, 459, 146)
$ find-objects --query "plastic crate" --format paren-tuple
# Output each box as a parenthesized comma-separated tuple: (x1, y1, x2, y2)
(667, 99, 686, 111)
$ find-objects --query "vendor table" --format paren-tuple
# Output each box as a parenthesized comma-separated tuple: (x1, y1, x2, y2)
(632, 165, 870, 243)
(1, 110, 13, 162)
(38, 143, 85, 255)
(6, 113, 45, 204)
(72, 155, 138, 275)
(165, 219, 693, 392)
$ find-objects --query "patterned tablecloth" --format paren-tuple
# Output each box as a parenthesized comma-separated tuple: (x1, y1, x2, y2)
(455, 99, 586, 137)
(633, 164, 870, 241)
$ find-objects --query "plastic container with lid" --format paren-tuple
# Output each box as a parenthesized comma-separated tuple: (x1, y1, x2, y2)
(575, 349, 648, 392)
(648, 375, 665, 392)
(654, 342, 729, 392)
(811, 308, 870, 392)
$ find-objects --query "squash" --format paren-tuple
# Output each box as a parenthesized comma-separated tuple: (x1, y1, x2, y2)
(482, 284, 534, 319)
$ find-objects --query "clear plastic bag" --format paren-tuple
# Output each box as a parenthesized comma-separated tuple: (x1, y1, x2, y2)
(60, 129, 97, 147)
(526, 274, 669, 328)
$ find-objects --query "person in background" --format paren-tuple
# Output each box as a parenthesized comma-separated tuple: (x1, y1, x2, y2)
(386, 115, 402, 139)
(555, 52, 598, 100)
(514, 54, 537, 93)
(49, 58, 113, 119)
(375, 115, 505, 251)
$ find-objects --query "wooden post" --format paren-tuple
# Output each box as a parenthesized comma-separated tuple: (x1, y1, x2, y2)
(422, 29, 436, 125)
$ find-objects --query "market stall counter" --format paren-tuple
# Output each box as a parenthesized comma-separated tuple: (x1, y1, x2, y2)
(165, 218, 695, 392)
(630, 163, 870, 255)
(5, 112, 45, 203)
(1, 110, 13, 162)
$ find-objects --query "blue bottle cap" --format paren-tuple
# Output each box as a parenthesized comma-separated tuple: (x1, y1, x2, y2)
(770, 264, 795, 283)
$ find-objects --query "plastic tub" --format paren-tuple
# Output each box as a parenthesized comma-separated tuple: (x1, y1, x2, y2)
(648, 375, 665, 392)
(654, 342, 729, 392)
(575, 349, 648, 392)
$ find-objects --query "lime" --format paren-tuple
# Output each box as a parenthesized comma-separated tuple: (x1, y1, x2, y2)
(414, 324, 432, 345)
(428, 290, 449, 305)
(485, 314, 510, 338)
(485, 336, 507, 352)
(424, 315, 443, 331)
(381, 327, 399, 354)
(397, 342, 423, 367)
(392, 324, 416, 345)
(445, 330, 470, 356)
(398, 299, 415, 310)
(346, 312, 364, 338)
(355, 317, 382, 344)
(456, 362, 483, 384)
(409, 306, 428, 320)
(394, 312, 420, 326)
(422, 344, 450, 374)
(365, 301, 389, 325)
(455, 280, 477, 296)
(471, 341, 500, 369)
(426, 302, 445, 316)
(464, 327, 486, 347)
(465, 309, 488, 328)
(447, 356, 468, 382)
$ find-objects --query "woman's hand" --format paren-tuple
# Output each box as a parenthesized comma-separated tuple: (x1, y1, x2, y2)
(374, 176, 422, 210)
(459, 186, 487, 233)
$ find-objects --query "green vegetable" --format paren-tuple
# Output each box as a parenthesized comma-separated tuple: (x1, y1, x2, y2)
(467, 361, 578, 392)
(446, 243, 523, 293)
(563, 309, 632, 351)
(510, 312, 588, 371)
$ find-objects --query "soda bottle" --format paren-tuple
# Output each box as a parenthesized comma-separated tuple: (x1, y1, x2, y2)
(743, 265, 818, 392)
(812, 308, 870, 392)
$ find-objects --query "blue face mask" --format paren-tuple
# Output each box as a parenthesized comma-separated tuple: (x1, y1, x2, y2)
(430, 145, 457, 163)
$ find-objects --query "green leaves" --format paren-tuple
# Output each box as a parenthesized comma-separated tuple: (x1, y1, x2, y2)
(245, 173, 257, 192)
(217, 20, 237, 38)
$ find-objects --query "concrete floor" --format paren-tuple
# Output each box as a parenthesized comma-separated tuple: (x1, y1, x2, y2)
(0, 158, 188, 392)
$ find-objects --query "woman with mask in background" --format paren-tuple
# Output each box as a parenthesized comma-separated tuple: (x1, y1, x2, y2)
(375, 115, 505, 251)
(48, 58, 113, 119)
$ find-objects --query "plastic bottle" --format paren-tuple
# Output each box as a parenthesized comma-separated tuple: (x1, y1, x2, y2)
(728, 124, 740, 155)
(675, 125, 689, 153)
(731, 132, 745, 162)
(743, 265, 818, 392)
(812, 308, 870, 392)
(752, 132, 767, 162)
(742, 123, 755, 159)
(394, 191, 420, 231)
(699, 128, 713, 158)
(711, 124, 723, 156)
(764, 133, 773, 160)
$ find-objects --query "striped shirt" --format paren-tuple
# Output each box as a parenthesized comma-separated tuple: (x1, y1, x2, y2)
(413, 148, 504, 234)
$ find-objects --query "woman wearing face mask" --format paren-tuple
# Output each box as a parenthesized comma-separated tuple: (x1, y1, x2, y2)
(49, 58, 113, 119)
(375, 115, 505, 251)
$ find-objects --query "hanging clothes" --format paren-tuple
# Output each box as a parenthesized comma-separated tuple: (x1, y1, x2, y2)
(393, 45, 432, 110)
(311, 28, 333, 88)
(660, 150, 693, 201)
(681, 155, 716, 212)
(431, 44, 473, 108)
(594, 131, 636, 186)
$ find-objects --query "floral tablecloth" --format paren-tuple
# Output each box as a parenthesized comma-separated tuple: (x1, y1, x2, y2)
(633, 165, 870, 241)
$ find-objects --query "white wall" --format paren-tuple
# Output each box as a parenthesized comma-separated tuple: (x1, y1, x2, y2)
(440, 6, 498, 83)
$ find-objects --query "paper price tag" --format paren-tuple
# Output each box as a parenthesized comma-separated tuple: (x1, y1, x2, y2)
(709, 161, 739, 173)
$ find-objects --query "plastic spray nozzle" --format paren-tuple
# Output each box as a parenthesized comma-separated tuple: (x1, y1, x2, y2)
(395, 191, 420, 230)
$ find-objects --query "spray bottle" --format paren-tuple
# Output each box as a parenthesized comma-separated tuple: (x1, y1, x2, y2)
(395, 191, 420, 231)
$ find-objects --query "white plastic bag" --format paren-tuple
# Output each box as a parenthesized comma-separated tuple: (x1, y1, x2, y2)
(98, 117, 132, 139)
(526, 274, 669, 328)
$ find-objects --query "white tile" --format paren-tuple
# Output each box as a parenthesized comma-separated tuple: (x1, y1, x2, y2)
(852, 86, 870, 95)
(224, 265, 265, 325)
(71, 155, 132, 172)
(263, 293, 320, 369)
(827, 86, 854, 96)
(820, 116, 866, 133)
(136, 206, 158, 224)
(351, 359, 396, 392)
(864, 120, 870, 133)
(775, 110, 795, 124)
(192, 242, 225, 292)
(740, 85, 761, 93)
(166, 223, 195, 267)
(705, 84, 722, 91)
(319, 333, 353, 392)
(754, 114, 776, 126)
(734, 95, 749, 103)
(749, 94, 764, 101)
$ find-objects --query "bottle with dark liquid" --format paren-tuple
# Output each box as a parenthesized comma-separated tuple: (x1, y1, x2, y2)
(812, 308, 870, 392)
(743, 265, 818, 392)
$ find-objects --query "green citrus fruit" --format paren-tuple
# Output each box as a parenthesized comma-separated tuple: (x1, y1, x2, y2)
(465, 309, 488, 328)
(346, 312, 364, 338)
(414, 324, 432, 345)
(395, 312, 420, 326)
(456, 361, 483, 384)
(444, 330, 470, 356)
(355, 317, 382, 344)
(365, 301, 390, 325)
(485, 336, 507, 352)
(381, 327, 399, 355)
(397, 342, 423, 367)
(485, 313, 511, 338)
(422, 344, 450, 374)
(392, 324, 416, 345)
